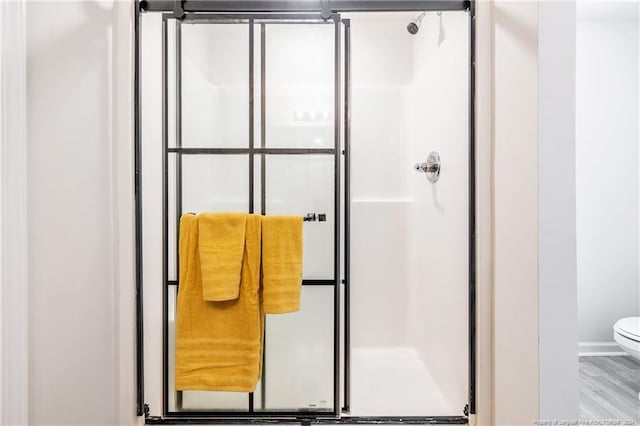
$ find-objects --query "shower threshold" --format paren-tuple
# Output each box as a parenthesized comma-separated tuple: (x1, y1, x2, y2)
(144, 415, 469, 425)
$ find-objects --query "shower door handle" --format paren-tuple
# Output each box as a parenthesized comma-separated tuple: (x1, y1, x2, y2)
(414, 151, 441, 183)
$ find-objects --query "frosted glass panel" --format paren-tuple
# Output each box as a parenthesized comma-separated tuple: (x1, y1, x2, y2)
(181, 392, 249, 411)
(260, 286, 334, 411)
(182, 155, 248, 213)
(168, 288, 177, 410)
(168, 154, 177, 281)
(265, 24, 334, 148)
(163, 18, 339, 416)
(265, 155, 334, 279)
(182, 24, 249, 148)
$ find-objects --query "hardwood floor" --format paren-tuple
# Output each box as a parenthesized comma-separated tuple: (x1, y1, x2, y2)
(579, 356, 640, 422)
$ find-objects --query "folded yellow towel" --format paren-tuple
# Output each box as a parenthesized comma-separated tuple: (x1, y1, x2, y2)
(175, 213, 263, 392)
(261, 215, 304, 314)
(199, 212, 247, 301)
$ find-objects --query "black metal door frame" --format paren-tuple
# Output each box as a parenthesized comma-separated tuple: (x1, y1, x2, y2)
(164, 11, 343, 419)
(134, 1, 476, 424)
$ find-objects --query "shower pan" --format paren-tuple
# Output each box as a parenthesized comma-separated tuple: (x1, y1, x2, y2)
(135, 0, 476, 424)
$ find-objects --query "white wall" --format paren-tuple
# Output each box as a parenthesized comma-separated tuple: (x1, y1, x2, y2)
(538, 1, 577, 420)
(492, 2, 539, 424)
(576, 4, 640, 349)
(474, 2, 494, 424)
(26, 1, 135, 425)
(0, 1, 29, 425)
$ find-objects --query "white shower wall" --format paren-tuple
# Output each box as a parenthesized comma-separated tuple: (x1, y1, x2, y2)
(348, 11, 469, 415)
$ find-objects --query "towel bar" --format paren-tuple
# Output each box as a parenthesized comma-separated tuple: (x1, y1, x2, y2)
(304, 213, 327, 222)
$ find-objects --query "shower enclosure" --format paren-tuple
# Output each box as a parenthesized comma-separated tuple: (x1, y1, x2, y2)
(135, 0, 475, 423)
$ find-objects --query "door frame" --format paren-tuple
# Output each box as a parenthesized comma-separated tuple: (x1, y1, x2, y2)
(134, 1, 476, 424)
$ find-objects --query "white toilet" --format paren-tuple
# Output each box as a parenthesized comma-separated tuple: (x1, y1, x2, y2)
(613, 317, 640, 360)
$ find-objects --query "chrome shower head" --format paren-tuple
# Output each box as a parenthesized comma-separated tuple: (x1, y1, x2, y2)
(407, 12, 426, 35)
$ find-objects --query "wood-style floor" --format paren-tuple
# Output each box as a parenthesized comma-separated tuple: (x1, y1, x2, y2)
(579, 356, 640, 422)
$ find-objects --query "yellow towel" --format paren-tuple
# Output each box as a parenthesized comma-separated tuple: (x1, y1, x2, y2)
(175, 213, 263, 392)
(261, 215, 304, 314)
(198, 212, 247, 301)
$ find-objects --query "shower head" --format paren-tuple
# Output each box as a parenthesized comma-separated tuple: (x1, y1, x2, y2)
(407, 12, 426, 35)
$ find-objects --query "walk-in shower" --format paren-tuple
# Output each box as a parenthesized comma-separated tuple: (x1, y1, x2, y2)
(135, 1, 475, 424)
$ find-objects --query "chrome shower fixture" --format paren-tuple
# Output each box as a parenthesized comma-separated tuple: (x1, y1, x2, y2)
(414, 151, 441, 183)
(407, 12, 427, 34)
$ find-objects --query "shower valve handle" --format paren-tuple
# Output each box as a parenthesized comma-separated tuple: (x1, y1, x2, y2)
(414, 151, 441, 183)
(414, 162, 437, 173)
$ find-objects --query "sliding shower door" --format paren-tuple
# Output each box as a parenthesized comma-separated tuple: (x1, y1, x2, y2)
(156, 14, 344, 417)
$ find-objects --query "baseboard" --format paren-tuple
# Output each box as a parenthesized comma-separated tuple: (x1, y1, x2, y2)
(579, 341, 626, 356)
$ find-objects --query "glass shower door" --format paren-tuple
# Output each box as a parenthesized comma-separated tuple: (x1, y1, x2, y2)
(164, 15, 343, 417)
(259, 21, 338, 413)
